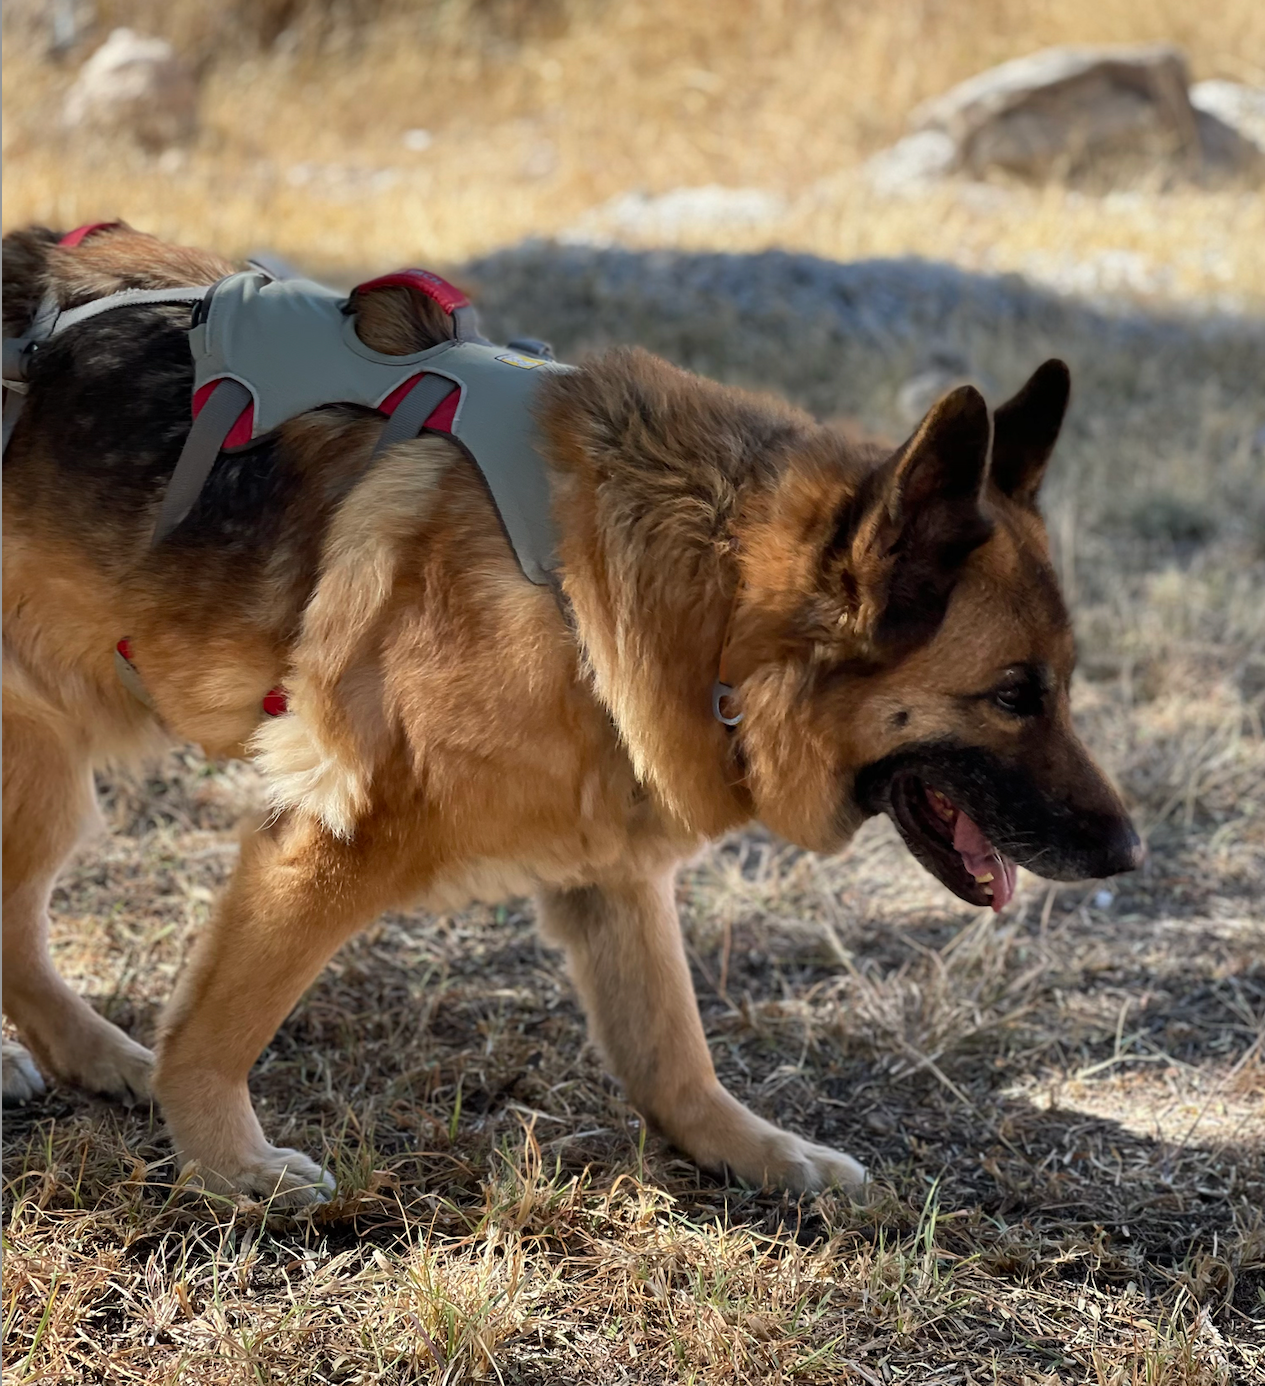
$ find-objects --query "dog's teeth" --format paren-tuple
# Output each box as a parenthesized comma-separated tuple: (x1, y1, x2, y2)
(983, 884, 994, 897)
(974, 872, 994, 884)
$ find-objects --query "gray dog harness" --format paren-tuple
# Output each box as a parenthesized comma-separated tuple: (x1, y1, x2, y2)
(2, 229, 569, 588)
(4, 226, 745, 729)
(1, 224, 571, 719)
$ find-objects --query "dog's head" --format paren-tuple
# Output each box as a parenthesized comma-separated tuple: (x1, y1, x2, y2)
(734, 360, 1141, 908)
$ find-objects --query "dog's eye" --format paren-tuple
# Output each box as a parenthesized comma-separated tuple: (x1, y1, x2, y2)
(992, 668, 1045, 718)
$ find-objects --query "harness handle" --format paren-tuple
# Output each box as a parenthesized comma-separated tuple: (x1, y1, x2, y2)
(350, 268, 483, 342)
(58, 221, 123, 248)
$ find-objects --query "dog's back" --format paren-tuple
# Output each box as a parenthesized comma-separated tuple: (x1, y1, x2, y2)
(4, 225, 457, 583)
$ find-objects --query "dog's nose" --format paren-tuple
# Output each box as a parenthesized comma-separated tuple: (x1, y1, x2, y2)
(1097, 818, 1145, 877)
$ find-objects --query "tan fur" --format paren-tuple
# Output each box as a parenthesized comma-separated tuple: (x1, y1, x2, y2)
(250, 438, 452, 835)
(2, 226, 1135, 1203)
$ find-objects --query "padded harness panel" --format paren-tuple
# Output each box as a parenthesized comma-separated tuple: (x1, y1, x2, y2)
(190, 270, 570, 584)
(2, 251, 569, 588)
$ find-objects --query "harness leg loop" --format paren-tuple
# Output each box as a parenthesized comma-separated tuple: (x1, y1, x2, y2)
(151, 378, 254, 546)
(369, 373, 458, 464)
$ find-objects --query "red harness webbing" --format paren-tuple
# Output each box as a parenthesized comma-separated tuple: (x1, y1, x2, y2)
(58, 221, 122, 248)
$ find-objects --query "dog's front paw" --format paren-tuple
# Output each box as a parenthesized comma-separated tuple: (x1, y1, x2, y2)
(759, 1130, 868, 1195)
(182, 1144, 335, 1209)
(2, 1040, 46, 1104)
(667, 1083, 868, 1196)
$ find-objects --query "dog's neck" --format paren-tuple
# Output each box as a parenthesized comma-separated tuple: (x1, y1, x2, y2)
(537, 349, 810, 835)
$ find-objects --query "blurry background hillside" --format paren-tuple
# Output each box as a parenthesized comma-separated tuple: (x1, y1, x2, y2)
(4, 0, 1265, 304)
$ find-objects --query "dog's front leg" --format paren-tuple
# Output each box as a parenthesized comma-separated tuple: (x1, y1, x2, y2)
(154, 809, 410, 1207)
(538, 870, 867, 1195)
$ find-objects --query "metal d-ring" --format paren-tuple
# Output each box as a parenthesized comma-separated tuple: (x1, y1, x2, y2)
(712, 680, 743, 727)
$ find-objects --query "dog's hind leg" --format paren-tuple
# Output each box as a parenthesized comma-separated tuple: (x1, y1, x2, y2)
(153, 808, 409, 1206)
(2, 701, 154, 1104)
(539, 869, 868, 1195)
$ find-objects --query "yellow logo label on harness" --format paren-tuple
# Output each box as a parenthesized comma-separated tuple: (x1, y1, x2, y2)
(496, 352, 545, 369)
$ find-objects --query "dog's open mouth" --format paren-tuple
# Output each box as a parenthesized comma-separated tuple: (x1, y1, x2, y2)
(888, 773, 1018, 912)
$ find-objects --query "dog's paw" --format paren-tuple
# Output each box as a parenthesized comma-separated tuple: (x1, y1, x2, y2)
(2, 1040, 46, 1104)
(12, 1001, 155, 1106)
(62, 1029, 155, 1107)
(759, 1131, 868, 1195)
(670, 1084, 868, 1197)
(184, 1145, 335, 1209)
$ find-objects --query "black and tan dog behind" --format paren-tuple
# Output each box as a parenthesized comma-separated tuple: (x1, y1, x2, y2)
(2, 222, 1141, 1205)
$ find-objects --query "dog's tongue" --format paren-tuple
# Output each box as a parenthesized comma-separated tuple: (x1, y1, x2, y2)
(952, 810, 1017, 913)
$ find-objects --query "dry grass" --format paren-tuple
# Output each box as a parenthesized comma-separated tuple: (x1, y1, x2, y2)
(4, 2, 1265, 1381)
(4, 0, 1265, 302)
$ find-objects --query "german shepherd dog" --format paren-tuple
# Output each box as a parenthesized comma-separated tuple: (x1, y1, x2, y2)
(2, 224, 1141, 1204)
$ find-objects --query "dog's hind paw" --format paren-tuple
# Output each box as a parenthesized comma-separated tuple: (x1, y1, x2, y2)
(2, 1040, 46, 1104)
(70, 1033, 155, 1107)
(6, 1002, 153, 1106)
(182, 1145, 335, 1209)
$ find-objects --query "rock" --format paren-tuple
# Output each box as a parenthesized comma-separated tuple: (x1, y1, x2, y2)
(1193, 107, 1265, 176)
(1190, 80, 1265, 171)
(910, 44, 1238, 184)
(63, 28, 198, 150)
(863, 129, 957, 195)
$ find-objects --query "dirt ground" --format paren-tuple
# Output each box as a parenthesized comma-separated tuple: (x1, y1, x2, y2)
(4, 3, 1265, 1383)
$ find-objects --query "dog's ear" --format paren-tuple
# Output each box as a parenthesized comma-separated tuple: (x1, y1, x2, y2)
(828, 384, 992, 653)
(990, 358, 1070, 506)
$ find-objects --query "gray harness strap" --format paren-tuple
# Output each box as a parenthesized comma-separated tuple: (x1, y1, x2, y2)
(2, 336, 32, 451)
(430, 345, 563, 584)
(368, 373, 457, 464)
(1, 376, 27, 453)
(46, 287, 207, 334)
(151, 378, 253, 545)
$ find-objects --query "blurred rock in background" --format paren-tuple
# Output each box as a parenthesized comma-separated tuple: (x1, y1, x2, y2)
(1190, 80, 1265, 156)
(870, 45, 1263, 191)
(62, 27, 198, 149)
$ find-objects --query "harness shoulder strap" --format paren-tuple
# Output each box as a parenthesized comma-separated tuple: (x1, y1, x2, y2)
(49, 287, 208, 337)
